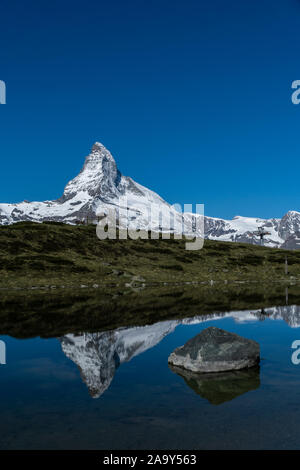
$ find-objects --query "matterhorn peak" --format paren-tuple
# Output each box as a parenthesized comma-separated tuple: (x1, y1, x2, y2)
(90, 141, 113, 157)
(60, 142, 119, 202)
(85, 141, 116, 164)
(92, 141, 105, 149)
(1, 140, 300, 250)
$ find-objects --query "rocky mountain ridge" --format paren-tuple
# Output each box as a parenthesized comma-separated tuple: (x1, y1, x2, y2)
(1, 142, 299, 248)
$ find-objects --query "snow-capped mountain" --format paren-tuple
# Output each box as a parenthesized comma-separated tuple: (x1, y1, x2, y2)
(0, 142, 200, 237)
(1, 141, 299, 248)
(59, 305, 300, 398)
(281, 232, 300, 250)
(0, 142, 171, 226)
(204, 212, 300, 248)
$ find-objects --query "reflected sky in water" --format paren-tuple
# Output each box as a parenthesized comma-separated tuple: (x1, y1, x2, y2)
(1, 305, 300, 449)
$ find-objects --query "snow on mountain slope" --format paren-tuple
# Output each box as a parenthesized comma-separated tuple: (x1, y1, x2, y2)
(60, 320, 180, 398)
(281, 232, 300, 250)
(1, 141, 299, 248)
(60, 305, 300, 398)
(0, 142, 201, 237)
(204, 215, 283, 247)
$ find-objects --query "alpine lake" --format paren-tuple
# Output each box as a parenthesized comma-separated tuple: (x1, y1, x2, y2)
(1, 283, 300, 450)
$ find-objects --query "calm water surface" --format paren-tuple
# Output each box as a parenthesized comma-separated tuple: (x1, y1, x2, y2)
(1, 304, 300, 449)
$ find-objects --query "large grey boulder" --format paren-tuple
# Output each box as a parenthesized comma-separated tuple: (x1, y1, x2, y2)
(168, 327, 260, 373)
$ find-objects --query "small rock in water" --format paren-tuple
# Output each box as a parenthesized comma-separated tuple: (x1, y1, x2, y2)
(168, 327, 260, 373)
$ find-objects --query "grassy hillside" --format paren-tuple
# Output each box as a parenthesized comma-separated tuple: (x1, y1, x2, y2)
(0, 221, 300, 288)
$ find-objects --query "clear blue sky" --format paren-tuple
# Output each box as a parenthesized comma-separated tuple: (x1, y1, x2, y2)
(1, 0, 300, 220)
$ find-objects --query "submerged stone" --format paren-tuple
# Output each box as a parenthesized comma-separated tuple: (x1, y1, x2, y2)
(168, 327, 260, 373)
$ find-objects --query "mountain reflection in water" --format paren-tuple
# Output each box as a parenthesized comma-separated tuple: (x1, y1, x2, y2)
(59, 305, 300, 399)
